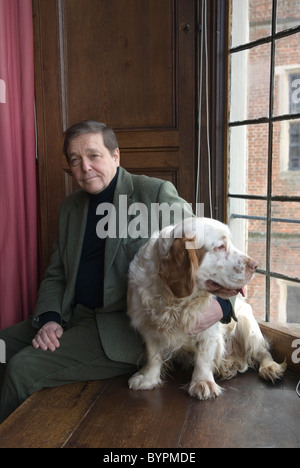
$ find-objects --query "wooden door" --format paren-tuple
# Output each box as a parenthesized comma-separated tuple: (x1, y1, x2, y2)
(33, 0, 197, 271)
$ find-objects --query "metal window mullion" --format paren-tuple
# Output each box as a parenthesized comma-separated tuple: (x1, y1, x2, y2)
(257, 269, 300, 285)
(265, 0, 278, 322)
(229, 24, 300, 55)
(231, 214, 300, 224)
(228, 193, 300, 202)
(229, 112, 300, 128)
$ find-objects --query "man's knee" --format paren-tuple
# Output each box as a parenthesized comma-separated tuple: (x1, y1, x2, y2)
(0, 319, 36, 363)
(0, 347, 40, 423)
(6, 350, 27, 382)
(5, 346, 40, 390)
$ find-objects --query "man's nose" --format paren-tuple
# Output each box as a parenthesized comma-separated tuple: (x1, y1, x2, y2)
(81, 157, 92, 172)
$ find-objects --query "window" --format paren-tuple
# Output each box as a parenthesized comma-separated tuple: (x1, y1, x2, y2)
(228, 0, 300, 329)
(289, 72, 300, 171)
(274, 67, 300, 174)
(287, 285, 300, 322)
(290, 72, 300, 114)
(289, 122, 300, 170)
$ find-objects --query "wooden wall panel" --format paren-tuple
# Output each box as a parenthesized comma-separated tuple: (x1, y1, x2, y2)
(61, 0, 176, 130)
(33, 0, 196, 270)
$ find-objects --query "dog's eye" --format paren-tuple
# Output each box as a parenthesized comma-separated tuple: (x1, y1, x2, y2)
(214, 244, 226, 252)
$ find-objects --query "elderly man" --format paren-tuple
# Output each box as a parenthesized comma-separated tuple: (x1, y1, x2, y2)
(0, 121, 235, 422)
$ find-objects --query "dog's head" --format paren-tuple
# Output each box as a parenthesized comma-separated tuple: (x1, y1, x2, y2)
(158, 217, 258, 299)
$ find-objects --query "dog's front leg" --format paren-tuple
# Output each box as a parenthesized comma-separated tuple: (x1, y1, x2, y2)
(189, 328, 223, 400)
(128, 339, 163, 390)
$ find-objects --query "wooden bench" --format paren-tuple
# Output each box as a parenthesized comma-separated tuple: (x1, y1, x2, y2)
(0, 369, 299, 448)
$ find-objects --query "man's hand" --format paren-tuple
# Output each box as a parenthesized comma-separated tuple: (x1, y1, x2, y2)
(32, 321, 63, 352)
(189, 298, 223, 334)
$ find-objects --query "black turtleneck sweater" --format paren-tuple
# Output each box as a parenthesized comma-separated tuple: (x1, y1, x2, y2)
(74, 168, 119, 309)
(37, 169, 119, 328)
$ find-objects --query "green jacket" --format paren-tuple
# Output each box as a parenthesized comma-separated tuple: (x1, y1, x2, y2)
(33, 167, 194, 365)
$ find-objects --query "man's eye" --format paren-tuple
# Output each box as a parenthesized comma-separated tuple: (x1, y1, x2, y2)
(70, 158, 80, 166)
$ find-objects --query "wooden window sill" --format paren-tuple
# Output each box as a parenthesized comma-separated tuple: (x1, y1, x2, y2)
(0, 369, 298, 448)
(258, 320, 300, 374)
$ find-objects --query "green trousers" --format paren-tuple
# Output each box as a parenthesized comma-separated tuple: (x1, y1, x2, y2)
(0, 305, 137, 423)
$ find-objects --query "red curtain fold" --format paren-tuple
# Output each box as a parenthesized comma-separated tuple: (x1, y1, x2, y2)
(0, 0, 38, 328)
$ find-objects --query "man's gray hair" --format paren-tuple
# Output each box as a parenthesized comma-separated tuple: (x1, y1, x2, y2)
(63, 120, 119, 161)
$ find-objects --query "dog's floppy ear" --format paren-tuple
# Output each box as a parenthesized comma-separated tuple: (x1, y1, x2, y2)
(159, 236, 205, 298)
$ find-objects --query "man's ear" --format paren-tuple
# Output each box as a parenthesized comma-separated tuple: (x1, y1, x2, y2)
(113, 147, 120, 166)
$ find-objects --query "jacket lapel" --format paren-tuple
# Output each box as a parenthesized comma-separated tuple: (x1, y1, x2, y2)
(66, 191, 89, 293)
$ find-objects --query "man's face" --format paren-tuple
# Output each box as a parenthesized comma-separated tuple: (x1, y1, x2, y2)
(68, 133, 120, 194)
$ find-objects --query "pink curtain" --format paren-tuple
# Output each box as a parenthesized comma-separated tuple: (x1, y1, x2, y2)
(0, 0, 37, 328)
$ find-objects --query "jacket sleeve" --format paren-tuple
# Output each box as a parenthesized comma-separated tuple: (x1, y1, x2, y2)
(157, 180, 194, 224)
(32, 206, 67, 328)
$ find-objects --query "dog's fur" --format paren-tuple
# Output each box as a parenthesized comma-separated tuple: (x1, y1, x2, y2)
(127, 217, 286, 400)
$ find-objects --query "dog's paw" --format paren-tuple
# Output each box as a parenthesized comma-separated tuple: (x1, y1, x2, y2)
(188, 380, 223, 400)
(217, 359, 239, 380)
(128, 372, 162, 390)
(259, 359, 287, 383)
(217, 358, 249, 380)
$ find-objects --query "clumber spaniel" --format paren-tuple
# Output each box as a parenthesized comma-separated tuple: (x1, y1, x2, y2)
(127, 217, 286, 400)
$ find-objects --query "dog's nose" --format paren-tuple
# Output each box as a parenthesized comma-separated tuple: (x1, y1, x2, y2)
(247, 259, 258, 272)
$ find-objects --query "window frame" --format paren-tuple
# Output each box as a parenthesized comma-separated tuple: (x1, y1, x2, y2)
(226, 0, 300, 327)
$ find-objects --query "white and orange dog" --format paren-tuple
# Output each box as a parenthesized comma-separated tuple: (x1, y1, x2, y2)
(127, 217, 286, 400)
